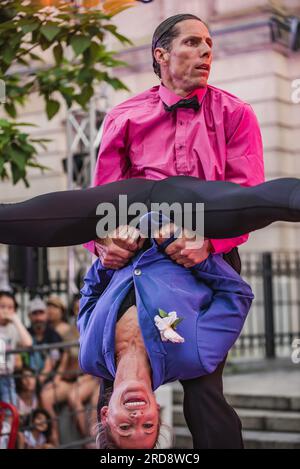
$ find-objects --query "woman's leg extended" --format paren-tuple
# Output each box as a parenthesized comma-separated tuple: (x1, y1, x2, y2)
(151, 176, 300, 238)
(2, 176, 300, 247)
(0, 178, 154, 247)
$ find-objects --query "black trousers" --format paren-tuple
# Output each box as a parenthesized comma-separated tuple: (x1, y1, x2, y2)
(179, 357, 243, 449)
(179, 248, 244, 449)
(1, 176, 300, 247)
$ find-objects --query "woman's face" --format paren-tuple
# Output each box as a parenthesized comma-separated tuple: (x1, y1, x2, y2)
(0, 295, 15, 326)
(21, 371, 37, 392)
(101, 381, 160, 449)
(46, 304, 62, 323)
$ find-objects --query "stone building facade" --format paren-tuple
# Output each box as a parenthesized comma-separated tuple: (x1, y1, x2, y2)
(1, 0, 300, 279)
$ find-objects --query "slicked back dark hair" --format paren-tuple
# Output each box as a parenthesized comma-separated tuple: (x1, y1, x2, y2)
(151, 14, 209, 79)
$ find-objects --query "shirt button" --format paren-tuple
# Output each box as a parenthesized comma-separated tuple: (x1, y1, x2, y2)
(134, 268, 142, 276)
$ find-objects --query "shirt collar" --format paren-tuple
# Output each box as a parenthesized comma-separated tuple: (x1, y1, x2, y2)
(158, 83, 208, 107)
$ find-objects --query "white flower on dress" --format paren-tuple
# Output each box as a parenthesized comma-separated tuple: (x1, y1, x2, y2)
(154, 309, 184, 343)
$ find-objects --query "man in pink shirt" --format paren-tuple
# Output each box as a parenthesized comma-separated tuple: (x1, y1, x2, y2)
(87, 14, 264, 448)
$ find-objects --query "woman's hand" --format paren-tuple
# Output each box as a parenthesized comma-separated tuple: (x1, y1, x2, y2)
(0, 309, 15, 322)
(1, 311, 33, 347)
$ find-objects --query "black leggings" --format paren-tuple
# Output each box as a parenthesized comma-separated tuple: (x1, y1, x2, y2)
(1, 176, 300, 247)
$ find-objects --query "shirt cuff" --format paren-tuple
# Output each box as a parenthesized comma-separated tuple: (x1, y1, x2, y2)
(83, 240, 98, 256)
(209, 234, 249, 254)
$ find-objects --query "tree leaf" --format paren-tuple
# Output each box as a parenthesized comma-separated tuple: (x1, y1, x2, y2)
(4, 102, 17, 118)
(29, 52, 44, 62)
(0, 119, 11, 128)
(13, 122, 38, 127)
(53, 43, 63, 65)
(2, 47, 15, 65)
(0, 156, 5, 175)
(10, 145, 27, 170)
(75, 85, 93, 107)
(22, 142, 36, 155)
(46, 99, 60, 119)
(11, 162, 25, 185)
(17, 57, 29, 66)
(21, 21, 39, 34)
(104, 75, 129, 91)
(27, 161, 50, 171)
(103, 23, 133, 45)
(0, 2, 132, 186)
(40, 23, 60, 42)
(70, 35, 91, 56)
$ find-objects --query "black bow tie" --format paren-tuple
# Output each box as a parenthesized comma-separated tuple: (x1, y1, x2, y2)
(163, 95, 200, 112)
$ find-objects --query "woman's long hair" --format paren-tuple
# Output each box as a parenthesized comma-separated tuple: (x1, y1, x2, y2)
(95, 379, 117, 449)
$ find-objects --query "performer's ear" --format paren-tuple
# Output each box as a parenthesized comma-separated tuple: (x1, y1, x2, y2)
(154, 48, 169, 67)
(100, 406, 108, 424)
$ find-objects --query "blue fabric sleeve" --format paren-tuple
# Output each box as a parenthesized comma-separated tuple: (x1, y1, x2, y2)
(192, 253, 253, 298)
(77, 260, 114, 333)
(191, 254, 254, 373)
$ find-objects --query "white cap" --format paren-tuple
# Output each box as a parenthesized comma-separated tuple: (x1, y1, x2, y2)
(29, 297, 46, 313)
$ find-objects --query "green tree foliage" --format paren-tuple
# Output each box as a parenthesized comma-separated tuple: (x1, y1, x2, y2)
(0, 0, 134, 185)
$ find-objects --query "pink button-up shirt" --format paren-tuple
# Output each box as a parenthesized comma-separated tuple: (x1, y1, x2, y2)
(86, 83, 264, 255)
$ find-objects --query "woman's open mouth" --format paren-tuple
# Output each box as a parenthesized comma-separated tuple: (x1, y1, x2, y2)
(124, 399, 147, 409)
(123, 392, 148, 409)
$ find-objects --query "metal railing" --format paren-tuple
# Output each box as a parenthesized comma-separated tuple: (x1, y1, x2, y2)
(10, 250, 300, 361)
(232, 252, 300, 359)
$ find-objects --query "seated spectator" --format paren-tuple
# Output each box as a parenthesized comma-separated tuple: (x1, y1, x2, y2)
(67, 375, 100, 441)
(66, 295, 100, 440)
(18, 408, 54, 449)
(26, 297, 62, 386)
(41, 297, 81, 445)
(41, 296, 80, 445)
(60, 296, 80, 382)
(0, 291, 32, 406)
(15, 366, 39, 424)
(46, 296, 71, 339)
(68, 293, 80, 328)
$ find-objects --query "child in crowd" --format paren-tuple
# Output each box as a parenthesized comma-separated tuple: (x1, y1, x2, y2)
(18, 408, 54, 449)
(15, 366, 39, 424)
(0, 291, 33, 406)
